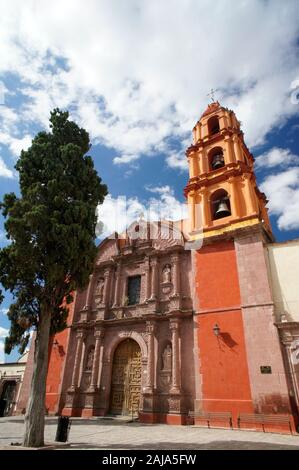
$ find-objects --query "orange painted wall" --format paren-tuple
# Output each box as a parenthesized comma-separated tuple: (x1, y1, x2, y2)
(195, 240, 241, 310)
(45, 297, 75, 414)
(195, 241, 253, 419)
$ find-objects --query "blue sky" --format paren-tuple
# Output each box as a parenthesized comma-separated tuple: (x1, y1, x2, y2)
(1, 0, 299, 362)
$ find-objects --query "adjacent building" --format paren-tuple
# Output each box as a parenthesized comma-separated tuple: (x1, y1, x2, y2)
(0, 351, 28, 416)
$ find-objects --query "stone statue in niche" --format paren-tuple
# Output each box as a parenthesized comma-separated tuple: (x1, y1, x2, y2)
(95, 277, 105, 304)
(162, 344, 172, 371)
(85, 347, 95, 371)
(162, 264, 172, 284)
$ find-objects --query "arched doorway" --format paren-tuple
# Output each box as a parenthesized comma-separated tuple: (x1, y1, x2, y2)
(0, 381, 17, 417)
(109, 339, 141, 416)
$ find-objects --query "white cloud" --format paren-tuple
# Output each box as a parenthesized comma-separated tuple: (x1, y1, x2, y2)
(146, 185, 172, 195)
(261, 167, 299, 230)
(166, 152, 188, 171)
(0, 0, 298, 166)
(0, 80, 8, 105)
(0, 156, 14, 178)
(0, 326, 8, 338)
(0, 341, 4, 363)
(8, 134, 32, 158)
(0, 326, 8, 363)
(96, 187, 187, 238)
(0, 308, 8, 316)
(255, 147, 299, 169)
(113, 154, 139, 165)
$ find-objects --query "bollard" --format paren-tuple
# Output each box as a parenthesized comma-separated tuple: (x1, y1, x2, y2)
(55, 416, 71, 442)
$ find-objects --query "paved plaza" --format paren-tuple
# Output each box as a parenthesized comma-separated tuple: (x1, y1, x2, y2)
(0, 416, 299, 450)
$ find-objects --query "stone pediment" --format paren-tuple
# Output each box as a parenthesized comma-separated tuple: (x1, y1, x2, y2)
(119, 220, 185, 253)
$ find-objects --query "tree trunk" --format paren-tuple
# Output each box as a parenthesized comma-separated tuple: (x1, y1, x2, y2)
(23, 309, 51, 447)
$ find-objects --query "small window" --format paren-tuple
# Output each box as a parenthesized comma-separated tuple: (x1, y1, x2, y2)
(127, 275, 141, 305)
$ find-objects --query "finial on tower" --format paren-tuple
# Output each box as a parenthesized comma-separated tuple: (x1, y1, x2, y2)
(207, 88, 218, 103)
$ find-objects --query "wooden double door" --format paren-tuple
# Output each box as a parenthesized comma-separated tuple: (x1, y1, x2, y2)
(110, 339, 141, 416)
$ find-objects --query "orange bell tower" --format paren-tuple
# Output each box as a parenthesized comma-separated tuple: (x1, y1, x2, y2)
(184, 101, 272, 240)
(188, 101, 295, 431)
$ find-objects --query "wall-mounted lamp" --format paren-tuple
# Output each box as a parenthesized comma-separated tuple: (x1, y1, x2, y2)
(213, 323, 221, 337)
(53, 339, 59, 348)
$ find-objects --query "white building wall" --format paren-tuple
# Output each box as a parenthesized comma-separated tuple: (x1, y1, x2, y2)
(266, 239, 299, 322)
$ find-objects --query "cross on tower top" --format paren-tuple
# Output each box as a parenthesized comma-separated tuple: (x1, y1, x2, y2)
(207, 88, 218, 103)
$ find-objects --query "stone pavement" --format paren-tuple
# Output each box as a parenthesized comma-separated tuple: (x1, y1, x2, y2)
(0, 416, 299, 450)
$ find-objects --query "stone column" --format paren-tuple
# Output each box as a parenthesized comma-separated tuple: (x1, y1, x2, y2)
(201, 121, 208, 140)
(113, 262, 121, 307)
(70, 330, 85, 391)
(243, 173, 257, 215)
(201, 147, 208, 173)
(89, 328, 104, 392)
(188, 148, 199, 178)
(83, 274, 94, 310)
(144, 257, 151, 301)
(145, 321, 155, 393)
(150, 257, 159, 300)
(224, 135, 235, 164)
(103, 268, 111, 306)
(170, 319, 181, 394)
(228, 177, 240, 218)
(200, 187, 211, 228)
(187, 191, 196, 232)
(233, 134, 243, 162)
(171, 253, 180, 297)
(286, 343, 299, 409)
(219, 113, 228, 131)
(277, 326, 299, 413)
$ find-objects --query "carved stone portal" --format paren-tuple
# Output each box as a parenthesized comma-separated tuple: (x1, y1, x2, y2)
(109, 339, 141, 415)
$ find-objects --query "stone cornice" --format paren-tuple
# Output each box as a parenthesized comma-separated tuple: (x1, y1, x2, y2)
(187, 128, 243, 153)
(184, 163, 253, 196)
(275, 321, 299, 331)
(111, 245, 185, 264)
(188, 219, 274, 246)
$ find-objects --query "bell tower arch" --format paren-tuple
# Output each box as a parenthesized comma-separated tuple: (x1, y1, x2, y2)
(184, 101, 272, 240)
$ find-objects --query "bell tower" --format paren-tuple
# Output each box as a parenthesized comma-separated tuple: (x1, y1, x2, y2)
(188, 101, 294, 429)
(184, 101, 272, 240)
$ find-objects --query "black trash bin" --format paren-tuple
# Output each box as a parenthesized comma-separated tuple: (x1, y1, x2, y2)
(0, 399, 6, 417)
(55, 416, 71, 442)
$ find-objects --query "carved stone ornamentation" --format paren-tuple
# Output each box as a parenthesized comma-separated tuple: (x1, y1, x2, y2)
(162, 344, 172, 371)
(119, 331, 132, 338)
(65, 389, 77, 408)
(162, 264, 172, 284)
(85, 346, 95, 371)
(168, 397, 181, 413)
(81, 371, 92, 390)
(95, 277, 105, 307)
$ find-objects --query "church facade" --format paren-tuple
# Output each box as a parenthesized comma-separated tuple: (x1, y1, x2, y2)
(18, 102, 299, 432)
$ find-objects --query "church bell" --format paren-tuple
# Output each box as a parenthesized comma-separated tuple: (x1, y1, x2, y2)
(215, 199, 230, 218)
(212, 153, 224, 169)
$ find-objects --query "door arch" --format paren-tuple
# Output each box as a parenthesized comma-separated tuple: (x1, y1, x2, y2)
(109, 339, 141, 416)
(0, 380, 17, 417)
